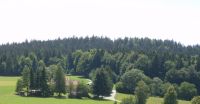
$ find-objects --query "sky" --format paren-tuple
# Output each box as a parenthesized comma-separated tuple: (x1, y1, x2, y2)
(0, 0, 200, 45)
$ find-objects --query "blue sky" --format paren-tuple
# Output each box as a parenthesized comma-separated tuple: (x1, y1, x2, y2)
(0, 0, 200, 45)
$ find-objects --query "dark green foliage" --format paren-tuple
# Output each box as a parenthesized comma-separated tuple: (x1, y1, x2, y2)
(120, 69, 149, 93)
(150, 77, 163, 96)
(6, 36, 200, 97)
(178, 82, 197, 100)
(15, 78, 24, 94)
(191, 96, 200, 104)
(195, 56, 200, 71)
(29, 53, 38, 89)
(40, 60, 52, 97)
(54, 64, 66, 96)
(121, 97, 135, 104)
(115, 82, 125, 93)
(92, 67, 113, 97)
(135, 81, 149, 104)
(163, 86, 178, 104)
(22, 65, 30, 93)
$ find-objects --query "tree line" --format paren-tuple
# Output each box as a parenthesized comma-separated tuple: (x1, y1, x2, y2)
(1, 36, 200, 101)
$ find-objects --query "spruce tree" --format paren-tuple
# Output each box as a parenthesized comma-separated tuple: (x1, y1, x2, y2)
(30, 54, 38, 89)
(22, 65, 30, 94)
(92, 67, 113, 98)
(163, 85, 178, 104)
(54, 64, 66, 97)
(39, 60, 51, 97)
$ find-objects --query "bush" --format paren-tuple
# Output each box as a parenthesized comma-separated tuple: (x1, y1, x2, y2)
(191, 96, 200, 104)
(116, 82, 126, 93)
(15, 78, 24, 95)
(76, 82, 89, 98)
(178, 82, 197, 100)
(121, 69, 149, 93)
(121, 97, 135, 104)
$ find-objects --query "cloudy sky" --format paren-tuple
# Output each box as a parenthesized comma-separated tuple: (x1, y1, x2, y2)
(0, 0, 200, 45)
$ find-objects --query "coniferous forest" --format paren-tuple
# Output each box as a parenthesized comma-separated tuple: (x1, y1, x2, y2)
(1, 36, 200, 101)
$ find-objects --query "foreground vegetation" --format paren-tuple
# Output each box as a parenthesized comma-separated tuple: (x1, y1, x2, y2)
(1, 37, 200, 104)
(0, 76, 113, 104)
(115, 93, 190, 104)
(0, 76, 192, 104)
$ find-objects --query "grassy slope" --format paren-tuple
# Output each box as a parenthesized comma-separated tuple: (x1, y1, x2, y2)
(115, 93, 191, 104)
(0, 76, 113, 104)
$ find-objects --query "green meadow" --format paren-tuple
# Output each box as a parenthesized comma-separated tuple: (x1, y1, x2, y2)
(0, 76, 190, 104)
(0, 76, 113, 104)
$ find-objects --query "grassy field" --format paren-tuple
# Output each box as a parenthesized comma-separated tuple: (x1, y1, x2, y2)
(66, 75, 91, 84)
(0, 76, 191, 104)
(115, 92, 191, 104)
(0, 76, 113, 104)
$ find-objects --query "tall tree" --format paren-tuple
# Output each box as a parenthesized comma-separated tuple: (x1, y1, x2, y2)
(92, 67, 113, 97)
(22, 65, 30, 95)
(163, 85, 178, 104)
(54, 64, 66, 96)
(135, 81, 149, 104)
(29, 53, 38, 89)
(39, 60, 51, 97)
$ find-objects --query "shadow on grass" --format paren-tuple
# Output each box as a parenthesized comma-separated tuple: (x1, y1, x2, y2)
(54, 96, 67, 99)
(15, 94, 111, 102)
(91, 97, 111, 101)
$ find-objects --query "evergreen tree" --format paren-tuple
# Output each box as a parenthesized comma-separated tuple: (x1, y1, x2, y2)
(92, 67, 113, 97)
(22, 65, 30, 95)
(29, 53, 38, 89)
(135, 81, 149, 104)
(195, 56, 200, 71)
(163, 85, 178, 104)
(54, 64, 66, 96)
(39, 60, 51, 97)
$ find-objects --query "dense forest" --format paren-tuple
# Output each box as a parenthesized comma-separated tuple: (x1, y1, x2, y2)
(1, 36, 200, 101)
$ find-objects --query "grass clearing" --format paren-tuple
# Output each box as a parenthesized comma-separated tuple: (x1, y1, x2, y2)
(66, 75, 90, 84)
(115, 92, 191, 104)
(0, 76, 191, 104)
(0, 76, 113, 104)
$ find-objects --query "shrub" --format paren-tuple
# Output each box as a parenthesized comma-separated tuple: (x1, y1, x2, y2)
(191, 96, 200, 104)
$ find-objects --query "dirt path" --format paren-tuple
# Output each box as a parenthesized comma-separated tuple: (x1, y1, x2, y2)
(104, 90, 120, 102)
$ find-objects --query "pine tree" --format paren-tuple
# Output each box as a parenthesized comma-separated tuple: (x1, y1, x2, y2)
(39, 60, 51, 97)
(163, 85, 178, 104)
(135, 81, 149, 104)
(92, 67, 113, 98)
(54, 64, 66, 97)
(22, 65, 30, 95)
(30, 54, 38, 89)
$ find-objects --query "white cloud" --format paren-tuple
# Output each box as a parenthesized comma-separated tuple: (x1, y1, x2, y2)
(0, 0, 199, 45)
